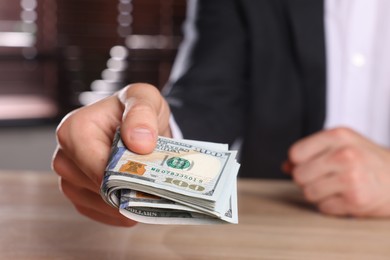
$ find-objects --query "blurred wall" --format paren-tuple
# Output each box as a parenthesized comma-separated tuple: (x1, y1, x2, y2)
(0, 0, 186, 171)
(0, 0, 186, 122)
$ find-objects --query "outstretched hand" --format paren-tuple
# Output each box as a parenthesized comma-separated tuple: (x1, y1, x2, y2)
(52, 83, 171, 226)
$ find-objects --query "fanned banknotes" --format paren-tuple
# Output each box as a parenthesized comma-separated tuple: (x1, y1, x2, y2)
(100, 130, 240, 225)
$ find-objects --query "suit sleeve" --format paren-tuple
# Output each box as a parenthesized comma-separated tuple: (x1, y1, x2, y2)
(163, 0, 248, 144)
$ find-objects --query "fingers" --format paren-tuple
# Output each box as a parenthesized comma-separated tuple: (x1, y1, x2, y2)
(56, 95, 123, 186)
(60, 178, 118, 217)
(60, 178, 136, 226)
(302, 173, 343, 203)
(291, 145, 357, 186)
(318, 196, 347, 216)
(118, 83, 171, 154)
(289, 127, 358, 165)
(317, 193, 371, 217)
(52, 147, 98, 193)
(55, 83, 171, 185)
(53, 83, 171, 226)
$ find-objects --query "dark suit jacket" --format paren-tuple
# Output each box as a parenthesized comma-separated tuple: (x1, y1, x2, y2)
(165, 0, 326, 179)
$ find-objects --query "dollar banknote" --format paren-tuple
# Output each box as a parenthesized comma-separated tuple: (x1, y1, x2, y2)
(100, 130, 240, 224)
(119, 179, 237, 224)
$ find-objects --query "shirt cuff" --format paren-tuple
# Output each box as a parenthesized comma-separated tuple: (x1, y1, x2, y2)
(169, 114, 183, 139)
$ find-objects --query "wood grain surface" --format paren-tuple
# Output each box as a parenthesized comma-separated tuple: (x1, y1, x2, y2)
(0, 171, 389, 260)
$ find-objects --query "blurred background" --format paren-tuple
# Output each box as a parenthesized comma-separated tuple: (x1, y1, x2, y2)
(0, 0, 186, 171)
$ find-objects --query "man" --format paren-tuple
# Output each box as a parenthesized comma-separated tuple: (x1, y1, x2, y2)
(52, 0, 390, 226)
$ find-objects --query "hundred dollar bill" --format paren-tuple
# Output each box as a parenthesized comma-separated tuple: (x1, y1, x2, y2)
(101, 130, 240, 224)
(119, 178, 238, 224)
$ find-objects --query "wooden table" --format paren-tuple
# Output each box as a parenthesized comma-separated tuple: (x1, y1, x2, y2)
(1, 171, 390, 260)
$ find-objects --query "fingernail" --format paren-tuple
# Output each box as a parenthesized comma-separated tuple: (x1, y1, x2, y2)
(130, 127, 154, 142)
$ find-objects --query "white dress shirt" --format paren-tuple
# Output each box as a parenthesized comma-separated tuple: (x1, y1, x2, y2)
(325, 0, 390, 147)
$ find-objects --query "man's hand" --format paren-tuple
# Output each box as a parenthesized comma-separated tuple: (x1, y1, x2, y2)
(52, 83, 171, 226)
(288, 127, 390, 217)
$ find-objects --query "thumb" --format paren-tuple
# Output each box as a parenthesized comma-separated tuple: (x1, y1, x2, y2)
(117, 83, 170, 154)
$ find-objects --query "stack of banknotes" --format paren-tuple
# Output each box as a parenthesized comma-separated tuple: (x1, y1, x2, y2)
(100, 130, 240, 225)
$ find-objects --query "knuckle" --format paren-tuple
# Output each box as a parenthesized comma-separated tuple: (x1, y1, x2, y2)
(55, 111, 79, 148)
(125, 83, 162, 110)
(125, 104, 158, 133)
(57, 111, 99, 156)
(128, 101, 154, 115)
(51, 148, 66, 175)
(328, 127, 355, 142)
(340, 168, 361, 187)
(332, 146, 360, 163)
(127, 82, 157, 92)
(56, 122, 68, 148)
(126, 83, 161, 101)
(51, 154, 62, 175)
(288, 146, 299, 163)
